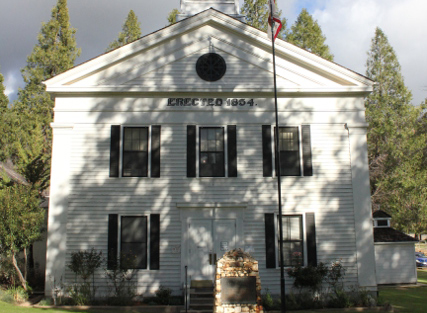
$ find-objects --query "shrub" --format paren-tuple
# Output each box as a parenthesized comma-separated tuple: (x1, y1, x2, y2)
(287, 262, 328, 293)
(327, 288, 351, 308)
(105, 255, 137, 306)
(154, 285, 172, 305)
(0, 286, 29, 304)
(67, 248, 103, 305)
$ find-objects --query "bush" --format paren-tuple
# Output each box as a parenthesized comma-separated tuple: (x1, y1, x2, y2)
(287, 262, 328, 293)
(327, 288, 351, 308)
(68, 282, 92, 306)
(0, 286, 29, 304)
(154, 285, 172, 305)
(105, 255, 137, 306)
(67, 248, 103, 305)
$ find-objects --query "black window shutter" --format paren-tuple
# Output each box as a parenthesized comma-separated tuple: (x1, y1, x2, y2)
(265, 213, 276, 268)
(187, 125, 196, 177)
(302, 125, 313, 176)
(151, 126, 161, 178)
(109, 126, 121, 177)
(107, 214, 118, 270)
(262, 125, 273, 177)
(227, 125, 237, 177)
(150, 214, 160, 270)
(306, 213, 317, 266)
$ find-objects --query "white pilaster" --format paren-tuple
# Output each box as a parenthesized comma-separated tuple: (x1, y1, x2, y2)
(45, 123, 73, 297)
(347, 123, 377, 290)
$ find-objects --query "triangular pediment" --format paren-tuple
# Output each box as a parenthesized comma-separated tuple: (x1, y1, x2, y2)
(45, 9, 373, 95)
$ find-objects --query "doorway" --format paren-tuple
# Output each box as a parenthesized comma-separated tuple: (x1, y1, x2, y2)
(187, 219, 236, 280)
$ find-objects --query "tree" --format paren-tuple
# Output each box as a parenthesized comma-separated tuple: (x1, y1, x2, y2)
(365, 27, 427, 234)
(167, 8, 180, 25)
(0, 184, 44, 290)
(0, 69, 8, 112)
(107, 10, 142, 52)
(240, 0, 287, 39)
(285, 8, 333, 61)
(9, 0, 80, 192)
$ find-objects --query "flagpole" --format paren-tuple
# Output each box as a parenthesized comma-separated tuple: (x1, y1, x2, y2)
(269, 1, 286, 312)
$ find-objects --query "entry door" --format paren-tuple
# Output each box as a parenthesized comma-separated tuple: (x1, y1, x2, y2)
(188, 219, 236, 280)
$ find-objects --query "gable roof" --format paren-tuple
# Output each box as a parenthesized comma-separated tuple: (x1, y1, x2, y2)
(373, 210, 392, 218)
(44, 8, 374, 96)
(374, 228, 418, 243)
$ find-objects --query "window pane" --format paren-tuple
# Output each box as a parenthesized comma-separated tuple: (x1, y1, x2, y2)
(124, 128, 148, 152)
(200, 129, 208, 151)
(120, 216, 147, 269)
(120, 243, 147, 269)
(123, 127, 148, 177)
(123, 152, 148, 177)
(279, 215, 303, 267)
(199, 128, 224, 177)
(277, 127, 300, 176)
(282, 241, 303, 267)
(121, 217, 147, 242)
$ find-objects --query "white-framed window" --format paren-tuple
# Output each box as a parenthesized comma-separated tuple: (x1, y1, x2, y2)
(262, 125, 313, 177)
(278, 215, 304, 267)
(109, 125, 161, 178)
(108, 214, 160, 270)
(187, 125, 237, 178)
(120, 216, 148, 269)
(373, 218, 390, 228)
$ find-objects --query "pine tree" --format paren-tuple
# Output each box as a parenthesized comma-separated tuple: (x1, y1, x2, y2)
(0, 70, 8, 112)
(167, 8, 180, 25)
(10, 0, 80, 191)
(285, 8, 333, 61)
(107, 10, 142, 52)
(240, 0, 286, 39)
(365, 27, 426, 234)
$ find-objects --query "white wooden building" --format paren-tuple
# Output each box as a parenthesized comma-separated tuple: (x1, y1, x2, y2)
(373, 211, 418, 285)
(43, 0, 377, 297)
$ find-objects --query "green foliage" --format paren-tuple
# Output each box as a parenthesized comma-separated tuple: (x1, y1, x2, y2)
(0, 254, 19, 287)
(67, 283, 92, 305)
(167, 9, 180, 25)
(107, 10, 142, 52)
(240, 0, 287, 39)
(105, 255, 137, 305)
(154, 285, 172, 305)
(67, 249, 103, 282)
(327, 288, 351, 308)
(0, 286, 29, 304)
(285, 8, 333, 61)
(326, 259, 346, 292)
(67, 249, 103, 304)
(286, 262, 328, 293)
(0, 184, 44, 290)
(365, 27, 427, 235)
(6, 0, 80, 193)
(0, 70, 8, 112)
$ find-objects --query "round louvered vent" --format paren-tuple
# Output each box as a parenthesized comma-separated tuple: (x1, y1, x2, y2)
(196, 53, 226, 82)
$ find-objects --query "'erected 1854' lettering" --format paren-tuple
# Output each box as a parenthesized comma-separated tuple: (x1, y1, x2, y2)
(167, 98, 258, 107)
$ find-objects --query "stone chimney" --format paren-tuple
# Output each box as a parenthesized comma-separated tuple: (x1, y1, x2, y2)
(177, 0, 245, 21)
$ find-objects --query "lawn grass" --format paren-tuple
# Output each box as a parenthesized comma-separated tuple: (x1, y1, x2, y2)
(2, 274, 427, 313)
(417, 268, 427, 284)
(379, 286, 427, 313)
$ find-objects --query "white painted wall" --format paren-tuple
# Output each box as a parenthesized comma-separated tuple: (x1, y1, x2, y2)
(45, 95, 376, 296)
(375, 243, 417, 285)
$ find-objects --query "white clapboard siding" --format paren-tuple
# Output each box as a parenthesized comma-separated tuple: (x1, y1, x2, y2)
(62, 119, 361, 295)
(375, 244, 417, 285)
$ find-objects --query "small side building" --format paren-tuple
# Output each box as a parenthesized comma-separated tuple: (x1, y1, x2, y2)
(373, 210, 418, 285)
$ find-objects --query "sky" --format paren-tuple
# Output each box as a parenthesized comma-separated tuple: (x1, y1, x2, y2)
(0, 0, 426, 105)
